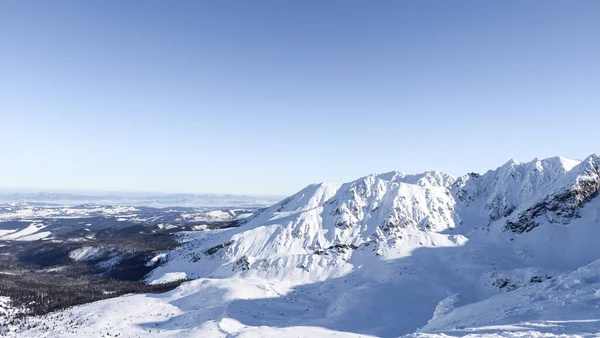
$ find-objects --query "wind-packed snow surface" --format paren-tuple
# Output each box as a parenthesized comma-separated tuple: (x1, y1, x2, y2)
(10, 154, 600, 337)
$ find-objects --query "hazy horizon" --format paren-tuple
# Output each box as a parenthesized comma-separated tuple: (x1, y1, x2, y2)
(0, 153, 593, 196)
(0, 186, 286, 197)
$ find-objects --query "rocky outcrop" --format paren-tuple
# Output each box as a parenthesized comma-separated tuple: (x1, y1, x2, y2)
(505, 156, 600, 233)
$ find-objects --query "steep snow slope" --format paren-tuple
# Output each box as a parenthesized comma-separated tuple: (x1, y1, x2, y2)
(0, 223, 51, 241)
(417, 257, 600, 337)
(148, 156, 600, 287)
(9, 154, 600, 338)
(452, 156, 580, 227)
(147, 171, 464, 284)
(503, 154, 600, 234)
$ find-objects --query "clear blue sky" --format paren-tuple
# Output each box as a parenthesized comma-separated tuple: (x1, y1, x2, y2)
(1, 1, 599, 195)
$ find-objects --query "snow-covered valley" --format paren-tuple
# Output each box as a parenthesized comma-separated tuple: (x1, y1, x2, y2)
(4, 154, 600, 337)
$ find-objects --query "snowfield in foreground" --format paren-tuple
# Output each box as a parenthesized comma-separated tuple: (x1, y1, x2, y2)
(7, 154, 600, 337)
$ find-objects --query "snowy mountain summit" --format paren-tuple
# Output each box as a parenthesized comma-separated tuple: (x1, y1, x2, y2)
(11, 154, 600, 338)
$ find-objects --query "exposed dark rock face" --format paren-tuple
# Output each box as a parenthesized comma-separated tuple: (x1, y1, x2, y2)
(487, 197, 516, 222)
(313, 243, 358, 255)
(233, 256, 250, 271)
(529, 275, 552, 283)
(204, 240, 235, 256)
(492, 278, 519, 291)
(506, 162, 600, 233)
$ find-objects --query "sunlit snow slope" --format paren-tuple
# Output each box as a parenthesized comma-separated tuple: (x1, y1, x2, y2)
(11, 154, 600, 338)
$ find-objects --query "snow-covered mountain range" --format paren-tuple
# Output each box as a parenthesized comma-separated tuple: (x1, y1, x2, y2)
(7, 154, 600, 337)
